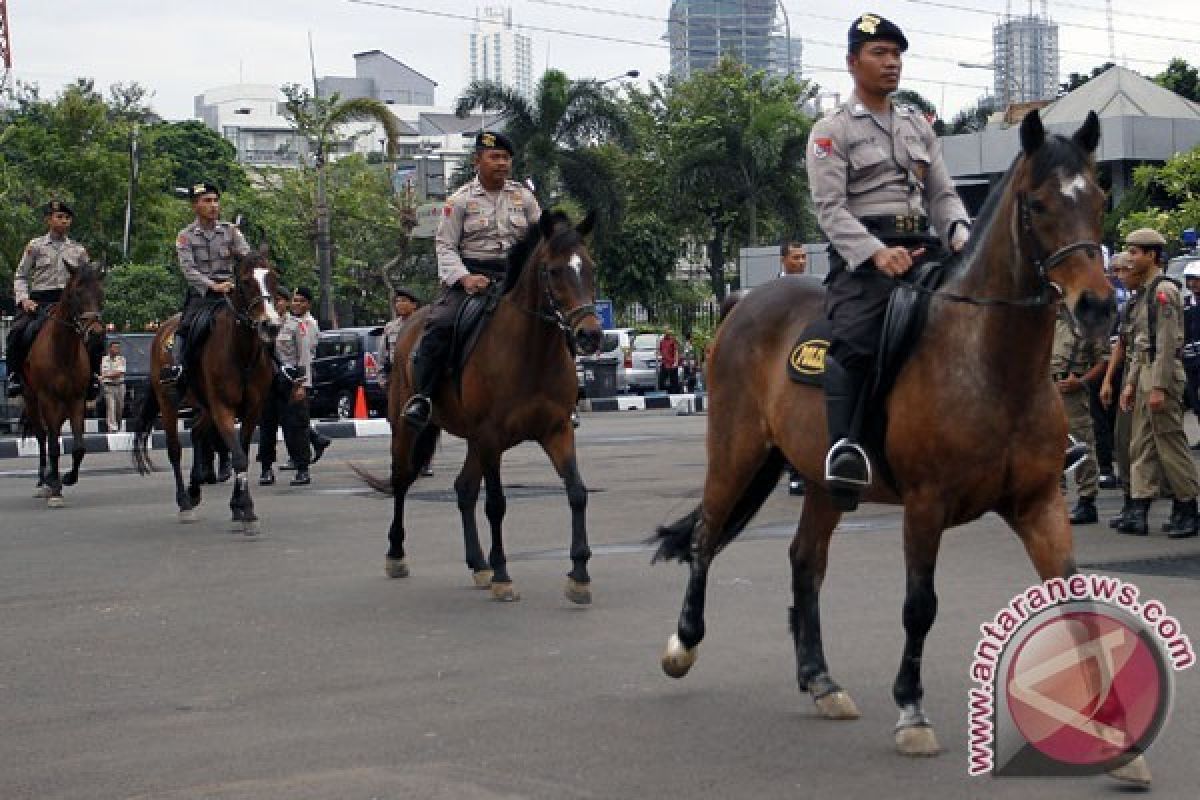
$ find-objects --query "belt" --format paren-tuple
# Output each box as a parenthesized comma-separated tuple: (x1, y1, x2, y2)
(861, 215, 929, 236)
(462, 257, 507, 279)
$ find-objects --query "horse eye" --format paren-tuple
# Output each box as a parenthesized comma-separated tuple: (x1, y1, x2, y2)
(1030, 199, 1048, 214)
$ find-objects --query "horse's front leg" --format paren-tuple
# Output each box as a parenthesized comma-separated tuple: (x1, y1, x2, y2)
(34, 427, 49, 499)
(892, 493, 946, 757)
(43, 412, 65, 508)
(383, 424, 425, 578)
(789, 486, 859, 720)
(60, 399, 87, 487)
(231, 417, 258, 531)
(539, 421, 591, 604)
(481, 450, 517, 602)
(454, 442, 492, 587)
(212, 412, 254, 535)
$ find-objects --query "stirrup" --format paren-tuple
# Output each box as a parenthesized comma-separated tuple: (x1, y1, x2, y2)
(402, 394, 432, 429)
(824, 438, 872, 488)
(1063, 437, 1089, 475)
(160, 364, 183, 384)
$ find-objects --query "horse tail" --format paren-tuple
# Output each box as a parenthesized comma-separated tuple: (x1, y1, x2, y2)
(651, 447, 786, 563)
(349, 425, 440, 497)
(130, 389, 160, 475)
(348, 462, 394, 496)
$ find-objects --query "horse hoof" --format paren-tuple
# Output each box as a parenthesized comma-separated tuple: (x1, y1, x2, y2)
(814, 690, 861, 720)
(471, 569, 494, 588)
(1108, 755, 1152, 786)
(33, 486, 50, 498)
(178, 509, 198, 524)
(241, 520, 260, 536)
(46, 496, 65, 509)
(895, 725, 940, 757)
(661, 633, 697, 679)
(564, 578, 592, 605)
(490, 581, 520, 602)
(385, 558, 410, 579)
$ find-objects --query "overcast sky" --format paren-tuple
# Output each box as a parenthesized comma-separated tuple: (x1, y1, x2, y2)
(9, 1, 1200, 122)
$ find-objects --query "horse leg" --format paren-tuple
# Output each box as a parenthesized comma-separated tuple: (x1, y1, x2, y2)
(60, 400, 86, 487)
(44, 411, 65, 508)
(384, 423, 425, 578)
(454, 443, 492, 586)
(215, 413, 256, 535)
(539, 422, 592, 605)
(165, 422, 196, 522)
(481, 450, 517, 602)
(34, 427, 49, 499)
(789, 485, 860, 720)
(892, 494, 946, 757)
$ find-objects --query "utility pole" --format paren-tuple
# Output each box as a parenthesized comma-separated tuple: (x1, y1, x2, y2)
(309, 31, 336, 328)
(122, 125, 139, 260)
(0, 0, 13, 97)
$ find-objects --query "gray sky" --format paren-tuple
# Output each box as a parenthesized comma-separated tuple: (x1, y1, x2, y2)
(9, 1, 1200, 122)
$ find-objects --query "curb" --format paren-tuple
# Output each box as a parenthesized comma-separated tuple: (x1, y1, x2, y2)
(582, 392, 705, 413)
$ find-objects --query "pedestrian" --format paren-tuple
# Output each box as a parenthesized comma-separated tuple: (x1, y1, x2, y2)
(5, 201, 99, 399)
(1051, 302, 1110, 524)
(1115, 227, 1199, 538)
(379, 287, 420, 389)
(257, 286, 293, 486)
(100, 340, 127, 432)
(402, 130, 541, 430)
(658, 327, 682, 394)
(278, 286, 330, 486)
(806, 13, 972, 508)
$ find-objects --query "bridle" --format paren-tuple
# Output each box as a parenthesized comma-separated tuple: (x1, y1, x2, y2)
(50, 271, 103, 339)
(510, 247, 599, 344)
(225, 264, 273, 330)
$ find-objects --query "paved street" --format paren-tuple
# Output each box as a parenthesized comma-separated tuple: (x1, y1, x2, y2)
(2, 412, 1198, 799)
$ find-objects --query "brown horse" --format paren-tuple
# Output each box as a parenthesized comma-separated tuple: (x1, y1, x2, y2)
(20, 261, 104, 507)
(355, 210, 604, 602)
(653, 111, 1130, 766)
(131, 250, 281, 533)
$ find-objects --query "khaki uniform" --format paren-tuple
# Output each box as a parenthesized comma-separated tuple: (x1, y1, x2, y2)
(435, 177, 541, 286)
(1051, 306, 1110, 497)
(14, 233, 88, 302)
(379, 314, 412, 385)
(100, 353, 126, 431)
(1123, 276, 1200, 501)
(175, 220, 251, 294)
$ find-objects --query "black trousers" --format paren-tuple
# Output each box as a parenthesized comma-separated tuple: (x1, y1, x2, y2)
(5, 289, 63, 375)
(257, 379, 312, 468)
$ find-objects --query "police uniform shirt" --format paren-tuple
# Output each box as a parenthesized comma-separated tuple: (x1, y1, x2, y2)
(275, 312, 315, 388)
(806, 92, 969, 269)
(435, 177, 541, 286)
(14, 233, 89, 302)
(175, 220, 251, 294)
(1050, 305, 1110, 378)
(1123, 278, 1186, 395)
(380, 315, 411, 364)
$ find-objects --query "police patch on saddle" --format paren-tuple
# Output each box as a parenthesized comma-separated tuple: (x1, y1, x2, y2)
(787, 319, 833, 386)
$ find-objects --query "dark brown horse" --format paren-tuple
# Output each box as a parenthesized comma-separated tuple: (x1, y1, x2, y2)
(653, 111, 1135, 770)
(20, 261, 104, 507)
(131, 250, 281, 533)
(355, 210, 603, 602)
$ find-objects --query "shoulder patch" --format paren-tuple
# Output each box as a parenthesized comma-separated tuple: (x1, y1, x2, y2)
(176, 233, 188, 246)
(813, 137, 833, 159)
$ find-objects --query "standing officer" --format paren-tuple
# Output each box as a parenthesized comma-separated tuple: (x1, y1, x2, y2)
(1051, 301, 1110, 524)
(6, 201, 98, 398)
(100, 340, 127, 432)
(281, 286, 329, 485)
(258, 286, 294, 486)
(401, 131, 541, 429)
(1117, 228, 1200, 538)
(806, 13, 971, 508)
(1100, 251, 1142, 528)
(379, 287, 420, 389)
(161, 182, 251, 388)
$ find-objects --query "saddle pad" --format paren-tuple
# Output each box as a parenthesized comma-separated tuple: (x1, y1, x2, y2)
(451, 285, 502, 377)
(786, 318, 832, 387)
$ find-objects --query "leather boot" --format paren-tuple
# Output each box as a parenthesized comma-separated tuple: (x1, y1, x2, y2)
(1116, 498, 1151, 536)
(161, 329, 187, 387)
(1109, 493, 1133, 529)
(1167, 497, 1199, 539)
(822, 355, 870, 511)
(402, 332, 446, 431)
(1068, 496, 1098, 525)
(1163, 499, 1184, 533)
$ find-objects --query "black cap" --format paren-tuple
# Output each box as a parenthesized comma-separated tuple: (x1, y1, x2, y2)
(188, 182, 221, 200)
(474, 130, 514, 156)
(294, 286, 314, 303)
(848, 13, 908, 53)
(43, 200, 74, 217)
(394, 286, 420, 303)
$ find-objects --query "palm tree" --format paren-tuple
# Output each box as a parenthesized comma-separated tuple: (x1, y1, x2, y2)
(282, 84, 404, 325)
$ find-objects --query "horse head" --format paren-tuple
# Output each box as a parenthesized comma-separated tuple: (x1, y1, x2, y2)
(234, 246, 282, 343)
(63, 258, 105, 338)
(1012, 108, 1114, 339)
(507, 209, 604, 356)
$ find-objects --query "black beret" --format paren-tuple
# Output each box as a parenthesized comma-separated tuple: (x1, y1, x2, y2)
(42, 200, 74, 217)
(274, 284, 291, 300)
(188, 182, 221, 199)
(394, 286, 420, 303)
(474, 130, 514, 156)
(848, 13, 908, 53)
(294, 286, 314, 303)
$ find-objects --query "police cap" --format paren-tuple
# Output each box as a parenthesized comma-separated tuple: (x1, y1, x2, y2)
(848, 12, 908, 53)
(1125, 228, 1167, 248)
(42, 200, 74, 218)
(474, 130, 515, 156)
(188, 182, 221, 200)
(394, 286, 420, 303)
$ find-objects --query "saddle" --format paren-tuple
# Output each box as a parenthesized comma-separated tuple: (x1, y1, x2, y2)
(20, 304, 56, 349)
(179, 297, 228, 371)
(449, 283, 503, 385)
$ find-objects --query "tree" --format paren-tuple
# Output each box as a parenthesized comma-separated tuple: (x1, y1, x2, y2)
(593, 215, 678, 309)
(893, 89, 945, 135)
(102, 262, 185, 329)
(148, 120, 246, 194)
(1120, 146, 1200, 251)
(281, 84, 404, 326)
(1155, 58, 1200, 103)
(947, 95, 997, 135)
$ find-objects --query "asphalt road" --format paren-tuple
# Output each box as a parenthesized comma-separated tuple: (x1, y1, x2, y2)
(2, 412, 1198, 799)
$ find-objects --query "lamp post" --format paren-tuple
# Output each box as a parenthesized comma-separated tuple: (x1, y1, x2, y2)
(599, 69, 640, 86)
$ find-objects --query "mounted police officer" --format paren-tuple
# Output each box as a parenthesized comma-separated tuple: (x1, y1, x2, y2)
(6, 201, 98, 398)
(1117, 227, 1200, 537)
(401, 131, 541, 429)
(161, 182, 251, 387)
(806, 13, 971, 507)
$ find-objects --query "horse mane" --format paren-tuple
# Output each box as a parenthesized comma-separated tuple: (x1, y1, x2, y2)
(502, 210, 581, 296)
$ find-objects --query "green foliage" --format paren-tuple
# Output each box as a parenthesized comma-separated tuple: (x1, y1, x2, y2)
(102, 262, 185, 330)
(947, 96, 996, 135)
(593, 215, 678, 308)
(893, 89, 944, 135)
(1121, 147, 1200, 251)
(1155, 59, 1200, 103)
(148, 119, 246, 193)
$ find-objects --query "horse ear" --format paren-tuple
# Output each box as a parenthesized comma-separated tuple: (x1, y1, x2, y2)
(577, 211, 596, 238)
(1019, 108, 1045, 154)
(1073, 110, 1100, 154)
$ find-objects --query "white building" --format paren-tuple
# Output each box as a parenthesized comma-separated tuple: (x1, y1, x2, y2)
(194, 84, 306, 167)
(993, 13, 1059, 106)
(468, 6, 533, 99)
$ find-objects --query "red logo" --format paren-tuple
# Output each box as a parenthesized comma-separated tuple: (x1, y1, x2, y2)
(813, 138, 832, 159)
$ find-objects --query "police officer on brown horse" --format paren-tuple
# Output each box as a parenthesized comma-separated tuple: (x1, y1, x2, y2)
(806, 13, 971, 507)
(402, 131, 541, 429)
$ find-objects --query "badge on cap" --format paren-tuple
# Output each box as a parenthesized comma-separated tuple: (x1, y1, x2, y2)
(857, 13, 881, 34)
(813, 138, 833, 160)
(480, 132, 496, 148)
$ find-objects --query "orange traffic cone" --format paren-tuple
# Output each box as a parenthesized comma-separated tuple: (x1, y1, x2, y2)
(353, 384, 369, 419)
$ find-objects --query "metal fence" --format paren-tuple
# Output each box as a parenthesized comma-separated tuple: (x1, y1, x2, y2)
(613, 301, 722, 339)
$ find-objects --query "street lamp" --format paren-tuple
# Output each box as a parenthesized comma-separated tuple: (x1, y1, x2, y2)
(599, 69, 640, 85)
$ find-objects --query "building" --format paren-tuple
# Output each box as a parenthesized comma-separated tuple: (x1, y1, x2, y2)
(194, 84, 306, 167)
(468, 6, 533, 99)
(667, 0, 782, 81)
(993, 12, 1059, 106)
(769, 34, 802, 80)
(318, 49, 436, 108)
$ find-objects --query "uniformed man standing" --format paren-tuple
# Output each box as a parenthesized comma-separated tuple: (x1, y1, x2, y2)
(379, 287, 420, 389)
(161, 182, 251, 387)
(1051, 302, 1111, 524)
(258, 286, 293, 486)
(1100, 251, 1141, 528)
(806, 13, 971, 508)
(1117, 228, 1200, 538)
(6, 201, 98, 398)
(280, 287, 329, 485)
(401, 131, 541, 429)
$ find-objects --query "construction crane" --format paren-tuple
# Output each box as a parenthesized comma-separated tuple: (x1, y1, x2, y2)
(0, 0, 11, 95)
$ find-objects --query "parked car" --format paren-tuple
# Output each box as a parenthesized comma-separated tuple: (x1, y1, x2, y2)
(1167, 253, 1200, 281)
(628, 331, 664, 392)
(310, 327, 388, 419)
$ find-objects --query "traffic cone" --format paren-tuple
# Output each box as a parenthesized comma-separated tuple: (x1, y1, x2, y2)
(353, 385, 369, 419)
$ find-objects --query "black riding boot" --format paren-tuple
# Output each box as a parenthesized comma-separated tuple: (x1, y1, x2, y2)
(1068, 495, 1098, 525)
(402, 331, 448, 431)
(823, 355, 871, 511)
(1168, 497, 1199, 539)
(5, 323, 26, 397)
(1116, 498, 1151, 536)
(1109, 493, 1133, 529)
(161, 329, 188, 388)
(86, 334, 104, 401)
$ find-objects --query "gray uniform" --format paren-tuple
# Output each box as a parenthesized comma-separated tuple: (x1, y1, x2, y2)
(379, 315, 412, 382)
(435, 177, 541, 286)
(275, 313, 314, 388)
(175, 220, 251, 294)
(14, 234, 88, 302)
